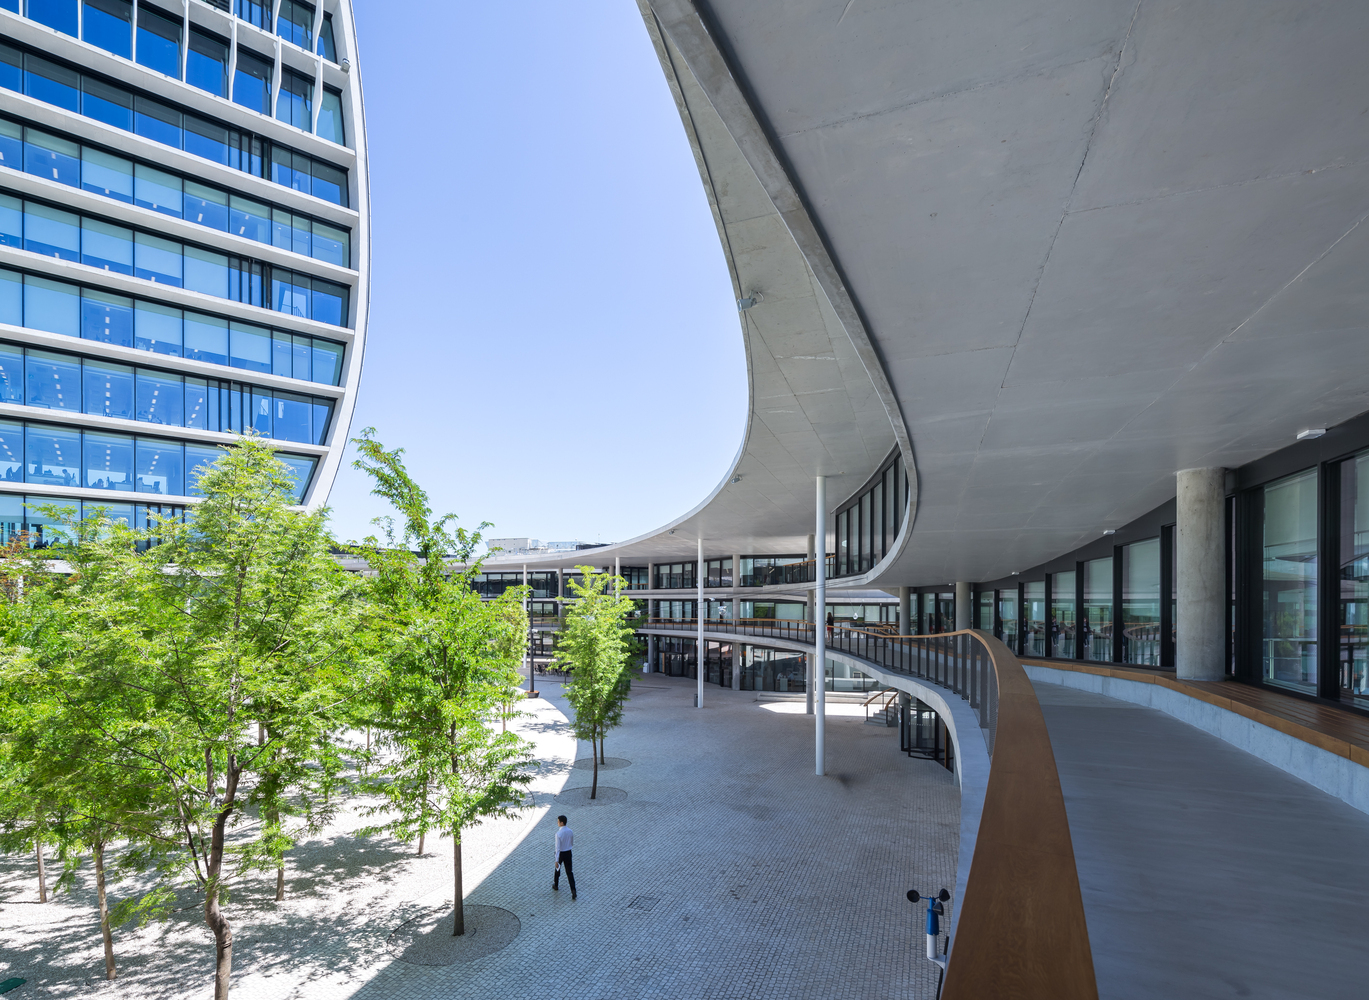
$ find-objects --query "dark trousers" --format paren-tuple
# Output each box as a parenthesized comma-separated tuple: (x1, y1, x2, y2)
(554, 850, 576, 893)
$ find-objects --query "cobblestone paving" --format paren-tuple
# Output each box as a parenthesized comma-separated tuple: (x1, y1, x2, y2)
(0, 677, 959, 999)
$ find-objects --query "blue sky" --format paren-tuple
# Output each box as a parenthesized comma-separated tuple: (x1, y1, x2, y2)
(327, 1, 747, 547)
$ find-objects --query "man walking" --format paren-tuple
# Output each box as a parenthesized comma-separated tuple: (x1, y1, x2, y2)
(553, 814, 576, 900)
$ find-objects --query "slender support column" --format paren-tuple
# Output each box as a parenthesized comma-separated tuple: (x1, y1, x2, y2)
(697, 537, 705, 708)
(815, 476, 827, 776)
(955, 581, 971, 630)
(1177, 467, 1227, 680)
(898, 586, 911, 635)
(647, 634, 656, 673)
(523, 563, 533, 692)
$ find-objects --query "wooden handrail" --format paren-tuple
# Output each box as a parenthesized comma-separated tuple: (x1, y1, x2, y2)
(942, 631, 1097, 1000)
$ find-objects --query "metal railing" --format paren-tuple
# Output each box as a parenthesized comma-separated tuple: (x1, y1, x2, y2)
(644, 618, 999, 753)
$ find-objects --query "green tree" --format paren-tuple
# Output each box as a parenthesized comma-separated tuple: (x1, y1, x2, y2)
(351, 429, 536, 937)
(555, 567, 637, 798)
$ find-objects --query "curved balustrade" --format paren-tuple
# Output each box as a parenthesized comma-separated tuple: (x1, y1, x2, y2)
(641, 617, 1097, 998)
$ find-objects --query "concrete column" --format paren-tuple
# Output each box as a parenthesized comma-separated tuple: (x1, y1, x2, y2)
(898, 586, 912, 635)
(647, 634, 657, 674)
(523, 563, 532, 692)
(955, 581, 971, 630)
(815, 476, 827, 776)
(697, 537, 705, 708)
(1177, 468, 1227, 681)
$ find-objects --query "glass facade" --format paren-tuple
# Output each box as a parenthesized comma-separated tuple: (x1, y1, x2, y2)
(999, 588, 1019, 652)
(977, 589, 994, 631)
(703, 557, 732, 587)
(1024, 581, 1046, 656)
(0, 40, 350, 199)
(833, 451, 907, 576)
(0, 117, 351, 264)
(1083, 557, 1113, 662)
(0, 196, 349, 325)
(1261, 469, 1319, 693)
(1340, 451, 1369, 709)
(0, 0, 365, 511)
(738, 645, 805, 692)
(739, 554, 804, 587)
(1123, 539, 1161, 666)
(654, 561, 695, 589)
(1051, 570, 1076, 658)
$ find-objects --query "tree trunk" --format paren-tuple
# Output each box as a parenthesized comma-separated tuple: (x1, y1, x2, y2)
(267, 807, 285, 901)
(452, 832, 465, 936)
(417, 830, 425, 856)
(599, 734, 606, 765)
(93, 840, 116, 980)
(205, 769, 239, 1000)
(35, 839, 46, 903)
(591, 730, 600, 800)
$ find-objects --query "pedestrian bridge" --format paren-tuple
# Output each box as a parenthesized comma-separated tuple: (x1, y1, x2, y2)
(639, 619, 1369, 1000)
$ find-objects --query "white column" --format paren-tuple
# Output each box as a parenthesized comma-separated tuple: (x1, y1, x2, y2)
(815, 476, 827, 776)
(898, 586, 912, 635)
(614, 556, 620, 597)
(955, 581, 972, 630)
(522, 563, 531, 691)
(697, 538, 705, 708)
(1177, 468, 1227, 681)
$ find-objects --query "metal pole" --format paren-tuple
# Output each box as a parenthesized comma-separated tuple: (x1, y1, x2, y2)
(697, 537, 705, 709)
(816, 475, 827, 776)
(523, 562, 535, 694)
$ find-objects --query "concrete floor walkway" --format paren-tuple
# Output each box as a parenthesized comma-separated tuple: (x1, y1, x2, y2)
(1034, 682, 1369, 1000)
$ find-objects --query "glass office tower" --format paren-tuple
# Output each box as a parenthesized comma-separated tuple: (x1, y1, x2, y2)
(0, 0, 367, 532)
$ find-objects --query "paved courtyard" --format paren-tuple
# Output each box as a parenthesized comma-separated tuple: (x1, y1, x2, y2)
(0, 675, 959, 1000)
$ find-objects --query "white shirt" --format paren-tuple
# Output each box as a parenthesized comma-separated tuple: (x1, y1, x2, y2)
(556, 826, 573, 854)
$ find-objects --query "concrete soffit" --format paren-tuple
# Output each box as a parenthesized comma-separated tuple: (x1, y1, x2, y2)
(633, 0, 919, 580)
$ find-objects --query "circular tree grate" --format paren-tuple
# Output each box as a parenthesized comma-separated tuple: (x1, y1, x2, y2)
(555, 786, 628, 804)
(386, 905, 521, 966)
(572, 757, 631, 770)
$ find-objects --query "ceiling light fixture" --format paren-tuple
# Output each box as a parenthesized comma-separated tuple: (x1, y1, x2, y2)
(730, 475, 742, 484)
(1103, 529, 1116, 536)
(737, 291, 764, 311)
(1297, 428, 1326, 441)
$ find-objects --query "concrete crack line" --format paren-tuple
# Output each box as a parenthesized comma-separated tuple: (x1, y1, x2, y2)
(977, 0, 1142, 458)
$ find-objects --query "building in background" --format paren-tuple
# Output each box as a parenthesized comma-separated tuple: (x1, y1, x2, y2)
(0, 0, 368, 536)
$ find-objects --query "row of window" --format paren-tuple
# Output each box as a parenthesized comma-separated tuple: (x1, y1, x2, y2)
(0, 492, 183, 547)
(1, 194, 350, 324)
(0, 267, 345, 383)
(0, 43, 349, 204)
(1, 120, 350, 265)
(6, 1, 346, 143)
(0, 416, 316, 498)
(204, 0, 339, 63)
(835, 452, 908, 577)
(0, 340, 333, 443)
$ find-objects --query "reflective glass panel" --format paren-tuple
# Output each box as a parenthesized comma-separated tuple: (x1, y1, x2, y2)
(186, 27, 228, 97)
(134, 163, 182, 216)
(1024, 581, 1046, 656)
(27, 0, 78, 38)
(249, 387, 271, 436)
(1051, 570, 1077, 659)
(83, 358, 133, 419)
(23, 54, 79, 111)
(184, 442, 223, 494)
(310, 160, 345, 206)
(81, 289, 133, 347)
(133, 232, 182, 286)
(0, 118, 19, 171)
(232, 50, 272, 114)
(310, 339, 342, 385)
(80, 75, 132, 130)
(1262, 469, 1318, 693)
(229, 195, 270, 242)
(0, 420, 20, 483)
(183, 378, 216, 430)
(132, 95, 181, 146)
(0, 45, 17, 93)
(184, 246, 228, 298)
(184, 115, 230, 164)
(81, 218, 133, 274)
(999, 589, 1019, 653)
(136, 5, 182, 78)
(229, 322, 270, 373)
(24, 202, 81, 260)
(25, 495, 79, 547)
(83, 0, 134, 58)
(311, 221, 347, 266)
(0, 343, 19, 403)
(25, 350, 79, 411)
(276, 453, 314, 502)
(183, 182, 228, 231)
(135, 368, 182, 426)
(310, 398, 330, 444)
(317, 88, 344, 145)
(24, 275, 79, 336)
(234, 0, 268, 30)
(184, 312, 227, 366)
(25, 423, 80, 487)
(0, 269, 16, 324)
(318, 12, 335, 61)
(82, 429, 133, 490)
(273, 391, 309, 442)
(135, 436, 182, 495)
(276, 0, 313, 48)
(272, 271, 309, 317)
(1083, 557, 1113, 661)
(290, 335, 310, 380)
(81, 147, 134, 202)
(133, 300, 181, 355)
(1340, 451, 1369, 710)
(0, 195, 17, 248)
(277, 69, 312, 131)
(23, 128, 79, 186)
(1123, 539, 1161, 665)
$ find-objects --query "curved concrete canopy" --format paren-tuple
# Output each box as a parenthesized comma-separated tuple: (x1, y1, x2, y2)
(490, 0, 1369, 590)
